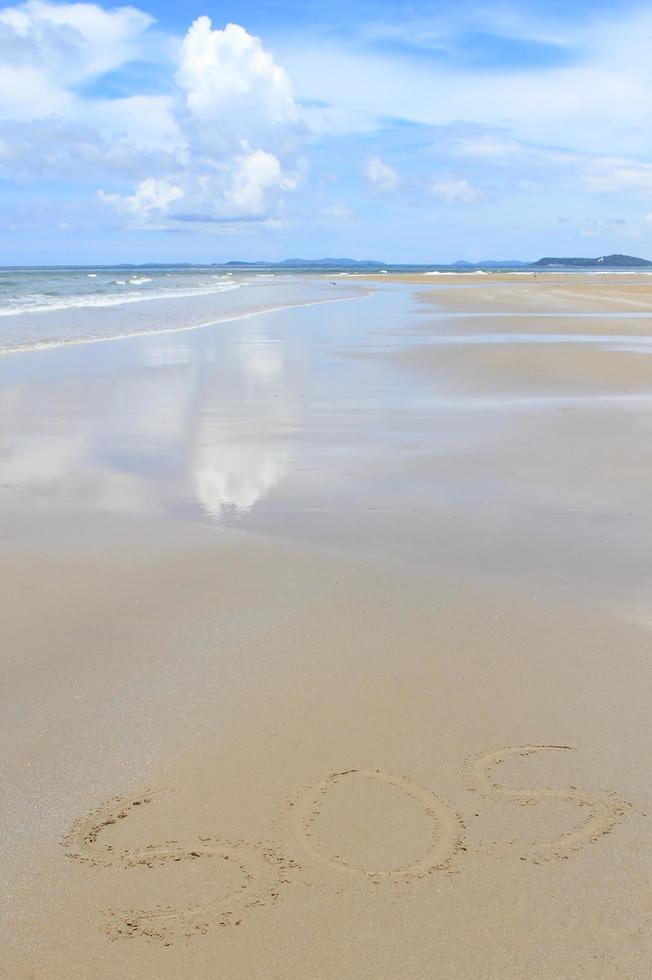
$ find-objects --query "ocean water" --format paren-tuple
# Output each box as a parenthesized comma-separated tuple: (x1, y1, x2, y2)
(0, 266, 367, 354)
(3, 263, 652, 356)
(0, 266, 258, 316)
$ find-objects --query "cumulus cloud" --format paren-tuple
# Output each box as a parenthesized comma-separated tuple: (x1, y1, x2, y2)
(98, 177, 183, 220)
(429, 176, 480, 204)
(0, 4, 304, 227)
(364, 155, 399, 193)
(177, 18, 298, 137)
(224, 149, 298, 214)
(5, 0, 652, 250)
(108, 149, 299, 226)
(100, 16, 304, 225)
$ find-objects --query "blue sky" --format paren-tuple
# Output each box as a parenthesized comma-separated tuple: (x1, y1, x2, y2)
(2, 0, 652, 263)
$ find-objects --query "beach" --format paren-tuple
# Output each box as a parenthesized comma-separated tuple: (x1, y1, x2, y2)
(2, 272, 652, 978)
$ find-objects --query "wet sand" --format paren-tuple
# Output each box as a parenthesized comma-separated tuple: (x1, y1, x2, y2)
(362, 271, 652, 313)
(2, 275, 652, 978)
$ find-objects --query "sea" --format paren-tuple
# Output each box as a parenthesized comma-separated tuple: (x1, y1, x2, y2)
(0, 265, 358, 354)
(1, 262, 651, 355)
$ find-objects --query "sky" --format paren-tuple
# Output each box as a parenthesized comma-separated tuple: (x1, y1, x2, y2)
(2, 0, 652, 263)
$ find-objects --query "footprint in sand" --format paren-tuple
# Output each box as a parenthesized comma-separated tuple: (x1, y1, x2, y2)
(464, 745, 631, 863)
(63, 793, 295, 944)
(281, 768, 465, 882)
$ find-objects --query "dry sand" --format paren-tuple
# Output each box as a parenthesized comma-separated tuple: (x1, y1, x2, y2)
(1, 274, 652, 978)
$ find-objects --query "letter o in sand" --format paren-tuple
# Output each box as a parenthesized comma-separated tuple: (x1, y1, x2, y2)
(293, 769, 464, 880)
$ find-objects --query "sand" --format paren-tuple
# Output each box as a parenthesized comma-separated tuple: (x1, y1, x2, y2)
(1, 274, 652, 978)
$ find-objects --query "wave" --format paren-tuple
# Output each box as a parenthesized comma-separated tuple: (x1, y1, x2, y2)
(424, 270, 489, 276)
(0, 289, 371, 356)
(0, 280, 244, 318)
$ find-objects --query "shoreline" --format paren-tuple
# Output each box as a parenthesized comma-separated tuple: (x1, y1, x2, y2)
(0, 286, 371, 356)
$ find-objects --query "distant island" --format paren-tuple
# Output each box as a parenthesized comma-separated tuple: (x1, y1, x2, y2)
(45, 253, 652, 271)
(533, 253, 652, 268)
(223, 257, 386, 269)
(220, 253, 652, 270)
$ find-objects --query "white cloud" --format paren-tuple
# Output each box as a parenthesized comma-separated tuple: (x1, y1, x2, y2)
(364, 155, 399, 193)
(0, 118, 179, 178)
(0, 4, 304, 226)
(4, 1, 652, 248)
(177, 18, 298, 132)
(0, 0, 154, 117)
(99, 150, 300, 227)
(98, 177, 183, 220)
(225, 149, 297, 214)
(429, 176, 480, 204)
(448, 127, 652, 203)
(88, 96, 182, 153)
(0, 0, 153, 74)
(582, 158, 652, 195)
(0, 0, 178, 159)
(276, 6, 652, 160)
(99, 16, 304, 225)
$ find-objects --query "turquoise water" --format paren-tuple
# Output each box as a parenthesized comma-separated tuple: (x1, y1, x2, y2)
(0, 266, 257, 316)
(0, 268, 365, 353)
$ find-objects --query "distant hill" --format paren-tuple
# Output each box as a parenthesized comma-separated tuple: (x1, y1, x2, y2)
(280, 257, 385, 268)
(533, 253, 652, 267)
(223, 257, 385, 269)
(57, 254, 652, 271)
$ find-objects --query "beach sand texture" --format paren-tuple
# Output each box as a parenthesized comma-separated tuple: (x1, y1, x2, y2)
(1, 274, 651, 978)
